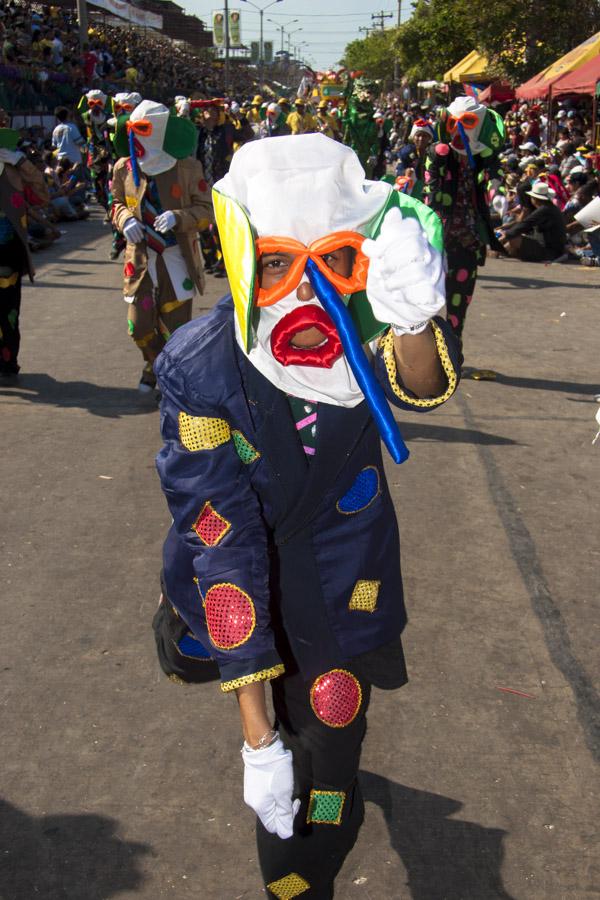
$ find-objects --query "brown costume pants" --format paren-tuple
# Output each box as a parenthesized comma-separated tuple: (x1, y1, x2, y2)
(127, 272, 192, 369)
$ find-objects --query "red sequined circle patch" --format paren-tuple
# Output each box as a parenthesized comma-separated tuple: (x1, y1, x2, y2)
(204, 583, 255, 649)
(310, 669, 362, 728)
(124, 261, 135, 278)
(198, 179, 208, 193)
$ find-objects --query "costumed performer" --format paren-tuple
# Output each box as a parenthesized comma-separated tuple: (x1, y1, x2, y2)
(111, 99, 213, 394)
(154, 133, 461, 898)
(0, 113, 49, 379)
(107, 92, 142, 260)
(422, 95, 505, 364)
(78, 89, 111, 212)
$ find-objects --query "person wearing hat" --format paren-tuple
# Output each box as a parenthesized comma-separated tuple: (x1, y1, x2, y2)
(499, 181, 567, 262)
(286, 98, 316, 136)
(396, 118, 434, 186)
(258, 103, 291, 139)
(153, 132, 460, 899)
(111, 99, 214, 393)
(248, 95, 264, 126)
(315, 100, 339, 139)
(193, 98, 253, 276)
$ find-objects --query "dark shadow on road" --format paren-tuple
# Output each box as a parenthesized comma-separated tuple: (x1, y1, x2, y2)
(0, 374, 158, 418)
(398, 420, 518, 446)
(493, 373, 600, 395)
(32, 281, 115, 291)
(0, 798, 151, 900)
(478, 272, 593, 291)
(360, 771, 515, 900)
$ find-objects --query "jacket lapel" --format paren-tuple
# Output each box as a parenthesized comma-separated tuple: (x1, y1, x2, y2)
(240, 349, 372, 542)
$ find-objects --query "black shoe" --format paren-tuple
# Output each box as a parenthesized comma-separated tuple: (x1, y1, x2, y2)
(138, 365, 157, 393)
(0, 370, 20, 385)
(214, 269, 227, 278)
(109, 246, 121, 260)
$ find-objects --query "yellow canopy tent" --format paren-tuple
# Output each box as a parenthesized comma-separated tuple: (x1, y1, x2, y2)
(444, 50, 489, 83)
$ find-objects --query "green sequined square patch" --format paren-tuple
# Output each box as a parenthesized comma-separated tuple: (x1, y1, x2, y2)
(306, 789, 345, 825)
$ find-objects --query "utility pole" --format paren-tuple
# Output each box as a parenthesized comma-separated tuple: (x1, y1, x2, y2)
(371, 10, 392, 30)
(76, 0, 88, 50)
(224, 0, 230, 95)
(394, 0, 401, 92)
(358, 26, 373, 37)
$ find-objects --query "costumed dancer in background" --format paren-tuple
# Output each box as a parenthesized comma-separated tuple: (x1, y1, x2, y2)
(286, 98, 317, 136)
(341, 76, 380, 178)
(111, 100, 213, 394)
(194, 98, 253, 277)
(423, 95, 505, 367)
(258, 103, 291, 139)
(396, 118, 434, 200)
(0, 112, 49, 380)
(107, 91, 142, 260)
(79, 89, 112, 213)
(154, 134, 461, 898)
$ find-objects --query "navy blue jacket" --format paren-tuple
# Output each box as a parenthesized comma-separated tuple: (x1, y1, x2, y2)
(155, 297, 460, 692)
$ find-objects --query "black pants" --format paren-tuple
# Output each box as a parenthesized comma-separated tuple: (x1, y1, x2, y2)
(0, 267, 22, 374)
(258, 667, 371, 899)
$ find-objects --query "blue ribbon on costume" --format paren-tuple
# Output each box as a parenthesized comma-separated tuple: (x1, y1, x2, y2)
(305, 258, 409, 465)
(457, 120, 476, 170)
(128, 127, 141, 188)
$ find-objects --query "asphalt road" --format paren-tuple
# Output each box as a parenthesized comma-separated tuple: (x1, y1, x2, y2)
(1, 211, 599, 900)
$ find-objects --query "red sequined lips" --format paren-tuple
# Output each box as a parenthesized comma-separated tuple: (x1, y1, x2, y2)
(270, 305, 342, 368)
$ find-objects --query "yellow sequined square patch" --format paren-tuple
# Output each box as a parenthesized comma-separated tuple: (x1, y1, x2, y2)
(267, 873, 310, 899)
(348, 579, 381, 614)
(178, 412, 231, 451)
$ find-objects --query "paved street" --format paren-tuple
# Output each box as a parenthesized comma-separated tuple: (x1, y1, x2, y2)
(1, 212, 599, 900)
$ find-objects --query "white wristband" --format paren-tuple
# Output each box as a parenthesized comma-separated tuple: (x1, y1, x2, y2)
(391, 319, 430, 336)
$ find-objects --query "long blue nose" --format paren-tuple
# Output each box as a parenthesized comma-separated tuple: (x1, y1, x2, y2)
(305, 258, 409, 465)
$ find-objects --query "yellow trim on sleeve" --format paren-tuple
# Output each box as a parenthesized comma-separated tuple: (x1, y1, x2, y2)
(0, 272, 19, 289)
(220, 663, 285, 693)
(379, 320, 457, 408)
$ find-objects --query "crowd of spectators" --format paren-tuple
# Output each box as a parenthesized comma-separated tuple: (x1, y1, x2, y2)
(389, 95, 600, 267)
(0, 0, 253, 113)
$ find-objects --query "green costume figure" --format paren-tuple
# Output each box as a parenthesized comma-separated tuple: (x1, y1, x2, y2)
(78, 89, 111, 211)
(340, 76, 380, 178)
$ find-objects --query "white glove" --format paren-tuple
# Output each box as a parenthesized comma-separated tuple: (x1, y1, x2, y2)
(0, 148, 24, 166)
(153, 210, 176, 234)
(362, 207, 446, 335)
(242, 735, 300, 840)
(123, 217, 145, 243)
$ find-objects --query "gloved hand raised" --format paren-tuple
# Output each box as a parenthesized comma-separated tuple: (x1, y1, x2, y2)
(242, 734, 300, 839)
(123, 217, 145, 244)
(0, 148, 24, 166)
(362, 207, 446, 335)
(153, 210, 176, 234)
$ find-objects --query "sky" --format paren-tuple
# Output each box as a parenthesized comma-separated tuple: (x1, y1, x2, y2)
(177, 0, 410, 71)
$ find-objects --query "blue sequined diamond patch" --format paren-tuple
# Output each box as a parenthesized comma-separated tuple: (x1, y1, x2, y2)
(336, 466, 380, 514)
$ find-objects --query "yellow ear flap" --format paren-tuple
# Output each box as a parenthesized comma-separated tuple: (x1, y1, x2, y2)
(212, 189, 256, 351)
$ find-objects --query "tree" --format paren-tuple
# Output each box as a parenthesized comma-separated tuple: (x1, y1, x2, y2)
(340, 29, 397, 83)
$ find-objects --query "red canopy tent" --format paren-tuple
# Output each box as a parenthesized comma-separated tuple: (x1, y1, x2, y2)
(552, 54, 600, 97)
(516, 73, 552, 100)
(478, 81, 515, 103)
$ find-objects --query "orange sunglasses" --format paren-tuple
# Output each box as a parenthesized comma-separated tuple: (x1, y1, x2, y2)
(87, 99, 104, 109)
(447, 111, 479, 133)
(126, 118, 153, 138)
(255, 232, 369, 307)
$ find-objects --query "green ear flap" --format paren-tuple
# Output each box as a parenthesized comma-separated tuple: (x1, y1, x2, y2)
(478, 108, 506, 157)
(163, 115, 198, 159)
(348, 190, 445, 343)
(77, 95, 87, 114)
(112, 114, 131, 159)
(0, 128, 20, 151)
